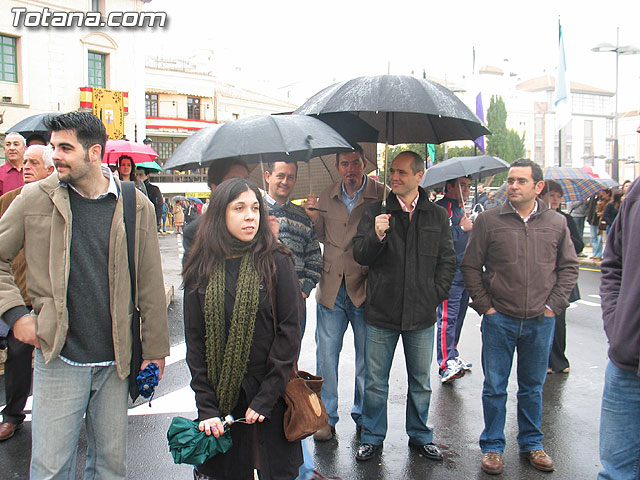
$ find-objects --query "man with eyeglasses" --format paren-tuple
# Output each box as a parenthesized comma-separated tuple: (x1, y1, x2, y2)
(461, 158, 578, 475)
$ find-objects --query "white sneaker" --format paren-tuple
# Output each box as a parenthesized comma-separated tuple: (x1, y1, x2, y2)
(456, 356, 472, 371)
(441, 360, 463, 384)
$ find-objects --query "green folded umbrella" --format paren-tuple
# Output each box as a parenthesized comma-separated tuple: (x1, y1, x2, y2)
(136, 160, 162, 172)
(167, 417, 233, 465)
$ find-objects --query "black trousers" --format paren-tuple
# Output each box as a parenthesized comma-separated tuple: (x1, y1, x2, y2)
(1, 330, 34, 424)
(548, 309, 569, 372)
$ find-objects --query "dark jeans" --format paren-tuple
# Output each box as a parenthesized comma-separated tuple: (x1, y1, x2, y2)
(1, 330, 34, 424)
(548, 309, 569, 372)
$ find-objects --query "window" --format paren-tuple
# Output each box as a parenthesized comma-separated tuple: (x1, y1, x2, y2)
(187, 97, 200, 120)
(88, 51, 106, 88)
(155, 140, 179, 161)
(0, 35, 17, 83)
(584, 120, 593, 141)
(145, 93, 158, 117)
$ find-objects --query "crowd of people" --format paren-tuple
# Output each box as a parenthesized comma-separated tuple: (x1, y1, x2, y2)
(0, 112, 638, 479)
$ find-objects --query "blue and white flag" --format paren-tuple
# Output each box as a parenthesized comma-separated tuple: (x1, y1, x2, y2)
(555, 21, 572, 130)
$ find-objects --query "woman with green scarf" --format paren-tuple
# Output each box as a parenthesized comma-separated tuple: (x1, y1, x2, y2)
(183, 178, 303, 479)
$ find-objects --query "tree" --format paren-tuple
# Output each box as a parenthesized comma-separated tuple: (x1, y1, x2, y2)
(486, 95, 526, 186)
(380, 144, 475, 186)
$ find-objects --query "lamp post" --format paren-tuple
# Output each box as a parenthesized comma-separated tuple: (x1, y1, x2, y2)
(592, 27, 640, 182)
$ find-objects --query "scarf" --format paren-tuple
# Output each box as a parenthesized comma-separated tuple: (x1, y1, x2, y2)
(204, 238, 260, 416)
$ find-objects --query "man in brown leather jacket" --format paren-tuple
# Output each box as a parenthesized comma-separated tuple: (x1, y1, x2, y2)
(461, 159, 578, 476)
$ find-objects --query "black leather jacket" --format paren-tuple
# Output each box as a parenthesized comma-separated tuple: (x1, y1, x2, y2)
(353, 187, 456, 330)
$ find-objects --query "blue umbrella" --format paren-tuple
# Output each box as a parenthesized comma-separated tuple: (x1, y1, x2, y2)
(187, 197, 203, 204)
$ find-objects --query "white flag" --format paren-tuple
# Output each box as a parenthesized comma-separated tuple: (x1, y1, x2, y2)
(555, 22, 572, 130)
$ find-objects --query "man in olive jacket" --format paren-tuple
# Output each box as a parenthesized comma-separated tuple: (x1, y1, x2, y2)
(352, 151, 456, 462)
(0, 112, 170, 479)
(461, 159, 578, 475)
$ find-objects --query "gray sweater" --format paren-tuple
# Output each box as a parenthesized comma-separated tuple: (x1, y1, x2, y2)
(600, 178, 640, 375)
(60, 189, 116, 363)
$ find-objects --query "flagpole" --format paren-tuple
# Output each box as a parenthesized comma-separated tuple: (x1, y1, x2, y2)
(558, 19, 562, 168)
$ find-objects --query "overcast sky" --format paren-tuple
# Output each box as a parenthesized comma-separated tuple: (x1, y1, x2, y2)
(143, 0, 640, 111)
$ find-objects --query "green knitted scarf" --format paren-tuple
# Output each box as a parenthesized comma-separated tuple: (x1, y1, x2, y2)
(204, 238, 260, 416)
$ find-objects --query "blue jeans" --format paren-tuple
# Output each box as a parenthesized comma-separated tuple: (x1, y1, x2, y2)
(572, 216, 586, 240)
(599, 361, 640, 480)
(361, 324, 435, 446)
(479, 312, 555, 454)
(295, 438, 315, 480)
(30, 349, 129, 480)
(591, 224, 604, 257)
(315, 282, 366, 427)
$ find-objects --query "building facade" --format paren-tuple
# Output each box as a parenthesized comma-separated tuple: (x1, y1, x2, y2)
(1, 0, 151, 157)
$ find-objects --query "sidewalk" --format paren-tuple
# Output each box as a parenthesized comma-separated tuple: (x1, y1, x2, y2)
(578, 245, 602, 268)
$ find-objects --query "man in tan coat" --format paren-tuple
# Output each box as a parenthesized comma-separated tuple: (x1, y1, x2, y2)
(0, 145, 54, 441)
(304, 145, 385, 441)
(0, 112, 170, 479)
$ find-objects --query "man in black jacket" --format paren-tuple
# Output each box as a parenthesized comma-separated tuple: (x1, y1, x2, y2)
(599, 178, 640, 479)
(352, 151, 456, 462)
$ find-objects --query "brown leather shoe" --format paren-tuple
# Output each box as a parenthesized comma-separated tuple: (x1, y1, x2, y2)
(481, 452, 503, 475)
(0, 422, 21, 441)
(520, 449, 555, 472)
(313, 424, 335, 442)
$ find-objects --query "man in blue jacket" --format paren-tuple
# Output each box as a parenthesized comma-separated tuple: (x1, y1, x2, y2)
(599, 178, 640, 480)
(436, 176, 473, 383)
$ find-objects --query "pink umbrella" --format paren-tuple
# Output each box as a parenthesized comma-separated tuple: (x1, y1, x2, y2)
(102, 140, 158, 165)
(581, 166, 600, 179)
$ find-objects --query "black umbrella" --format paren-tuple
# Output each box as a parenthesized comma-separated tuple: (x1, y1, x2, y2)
(295, 75, 491, 208)
(247, 152, 377, 200)
(163, 115, 352, 170)
(200, 115, 352, 165)
(294, 75, 490, 145)
(166, 114, 353, 193)
(162, 125, 221, 171)
(420, 155, 510, 190)
(7, 112, 62, 143)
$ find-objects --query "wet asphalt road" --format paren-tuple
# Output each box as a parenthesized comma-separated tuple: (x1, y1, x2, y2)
(0, 234, 607, 479)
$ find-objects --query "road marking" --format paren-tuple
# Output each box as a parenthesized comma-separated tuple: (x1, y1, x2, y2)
(166, 342, 186, 367)
(580, 267, 601, 272)
(576, 299, 601, 307)
(129, 386, 196, 416)
(589, 294, 601, 299)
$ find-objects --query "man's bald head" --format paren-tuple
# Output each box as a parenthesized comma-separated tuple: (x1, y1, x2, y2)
(3, 132, 27, 168)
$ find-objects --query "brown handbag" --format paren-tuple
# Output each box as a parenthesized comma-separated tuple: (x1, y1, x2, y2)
(282, 365, 329, 441)
(270, 282, 328, 442)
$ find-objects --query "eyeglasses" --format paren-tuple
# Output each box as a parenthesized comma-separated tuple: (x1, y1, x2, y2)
(506, 178, 534, 186)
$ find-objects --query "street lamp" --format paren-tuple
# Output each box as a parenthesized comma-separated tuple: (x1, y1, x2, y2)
(592, 27, 640, 182)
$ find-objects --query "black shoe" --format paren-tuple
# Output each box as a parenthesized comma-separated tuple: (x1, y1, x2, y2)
(409, 442, 443, 461)
(356, 442, 383, 461)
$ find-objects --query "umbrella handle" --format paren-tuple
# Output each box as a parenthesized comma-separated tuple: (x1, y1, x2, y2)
(306, 135, 313, 196)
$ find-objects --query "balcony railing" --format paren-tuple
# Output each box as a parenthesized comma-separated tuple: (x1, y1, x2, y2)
(150, 172, 207, 183)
